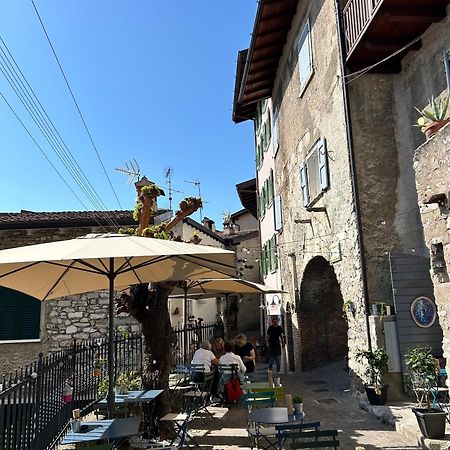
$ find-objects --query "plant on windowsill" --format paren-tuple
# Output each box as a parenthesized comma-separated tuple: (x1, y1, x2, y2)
(414, 96, 449, 140)
(404, 346, 446, 439)
(355, 348, 389, 405)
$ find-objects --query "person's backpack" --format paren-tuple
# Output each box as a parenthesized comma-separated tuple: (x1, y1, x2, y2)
(224, 377, 242, 402)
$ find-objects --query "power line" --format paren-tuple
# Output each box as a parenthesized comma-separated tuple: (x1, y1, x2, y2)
(31, 0, 123, 210)
(0, 36, 120, 230)
(0, 90, 111, 233)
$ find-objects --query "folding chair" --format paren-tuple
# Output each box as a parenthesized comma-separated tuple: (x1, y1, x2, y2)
(241, 391, 276, 413)
(218, 363, 240, 402)
(183, 371, 216, 421)
(160, 412, 192, 448)
(289, 429, 339, 449)
(275, 422, 320, 450)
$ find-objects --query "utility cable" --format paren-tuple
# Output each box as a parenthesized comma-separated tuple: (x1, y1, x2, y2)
(31, 0, 123, 210)
(0, 37, 121, 230)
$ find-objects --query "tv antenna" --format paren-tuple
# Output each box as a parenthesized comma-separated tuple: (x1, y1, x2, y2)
(115, 159, 140, 184)
(164, 167, 184, 211)
(184, 179, 203, 220)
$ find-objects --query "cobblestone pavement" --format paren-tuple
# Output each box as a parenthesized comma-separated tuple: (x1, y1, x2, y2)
(191, 360, 421, 450)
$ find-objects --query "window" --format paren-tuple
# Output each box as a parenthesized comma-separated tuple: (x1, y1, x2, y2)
(262, 235, 278, 276)
(0, 287, 41, 340)
(259, 171, 275, 218)
(273, 108, 279, 154)
(274, 194, 283, 231)
(297, 21, 313, 92)
(299, 138, 329, 207)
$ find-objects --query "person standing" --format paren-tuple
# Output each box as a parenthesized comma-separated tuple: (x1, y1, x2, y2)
(266, 317, 286, 375)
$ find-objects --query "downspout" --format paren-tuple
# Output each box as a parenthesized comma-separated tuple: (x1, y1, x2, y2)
(333, 0, 372, 350)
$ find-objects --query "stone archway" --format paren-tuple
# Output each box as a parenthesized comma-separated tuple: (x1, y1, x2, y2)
(299, 256, 348, 370)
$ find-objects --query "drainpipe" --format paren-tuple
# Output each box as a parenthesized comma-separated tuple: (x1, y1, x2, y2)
(333, 0, 372, 350)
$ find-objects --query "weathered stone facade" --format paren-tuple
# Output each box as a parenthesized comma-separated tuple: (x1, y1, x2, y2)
(271, 0, 367, 375)
(414, 123, 450, 377)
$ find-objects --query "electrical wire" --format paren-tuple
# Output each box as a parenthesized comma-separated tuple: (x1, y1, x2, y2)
(344, 36, 422, 84)
(0, 36, 121, 230)
(31, 0, 123, 210)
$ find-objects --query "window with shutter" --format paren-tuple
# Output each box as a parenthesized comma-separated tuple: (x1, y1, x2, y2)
(271, 235, 278, 270)
(297, 21, 313, 92)
(273, 109, 279, 154)
(300, 162, 310, 207)
(274, 194, 283, 231)
(0, 287, 40, 340)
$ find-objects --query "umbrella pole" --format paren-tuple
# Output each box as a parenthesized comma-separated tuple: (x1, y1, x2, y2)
(183, 283, 188, 364)
(107, 258, 115, 419)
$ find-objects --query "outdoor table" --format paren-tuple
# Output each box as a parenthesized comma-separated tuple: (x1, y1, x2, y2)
(98, 389, 163, 404)
(61, 416, 141, 445)
(247, 407, 304, 425)
(247, 407, 304, 450)
(242, 382, 271, 390)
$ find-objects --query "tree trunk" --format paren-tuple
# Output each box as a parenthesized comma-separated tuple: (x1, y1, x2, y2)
(124, 282, 176, 433)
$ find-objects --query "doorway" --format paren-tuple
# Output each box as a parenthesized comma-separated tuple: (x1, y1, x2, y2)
(298, 256, 348, 370)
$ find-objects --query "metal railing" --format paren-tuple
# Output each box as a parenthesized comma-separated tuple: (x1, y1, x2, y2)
(342, 0, 383, 56)
(172, 322, 222, 366)
(0, 334, 142, 450)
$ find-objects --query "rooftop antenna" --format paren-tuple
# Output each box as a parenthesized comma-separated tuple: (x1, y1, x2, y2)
(115, 159, 140, 184)
(184, 179, 203, 220)
(164, 167, 184, 211)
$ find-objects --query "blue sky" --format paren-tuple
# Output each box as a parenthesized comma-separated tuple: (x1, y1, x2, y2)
(0, 1, 256, 226)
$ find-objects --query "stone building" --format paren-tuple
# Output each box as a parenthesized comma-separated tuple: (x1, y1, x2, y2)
(414, 123, 450, 376)
(232, 0, 450, 391)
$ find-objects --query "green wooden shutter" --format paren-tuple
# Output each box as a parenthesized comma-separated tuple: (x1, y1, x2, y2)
(0, 287, 40, 340)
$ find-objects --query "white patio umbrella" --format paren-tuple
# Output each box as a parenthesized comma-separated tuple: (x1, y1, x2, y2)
(170, 278, 285, 360)
(0, 233, 236, 417)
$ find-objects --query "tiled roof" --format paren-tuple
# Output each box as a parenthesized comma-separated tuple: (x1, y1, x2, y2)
(217, 229, 259, 245)
(0, 210, 137, 230)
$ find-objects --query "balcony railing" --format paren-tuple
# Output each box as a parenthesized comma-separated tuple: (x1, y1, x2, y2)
(342, 0, 383, 56)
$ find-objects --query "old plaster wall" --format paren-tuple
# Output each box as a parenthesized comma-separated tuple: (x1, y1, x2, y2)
(272, 0, 366, 373)
(414, 124, 450, 376)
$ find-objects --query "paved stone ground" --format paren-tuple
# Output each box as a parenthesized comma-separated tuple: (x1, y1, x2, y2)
(189, 360, 421, 449)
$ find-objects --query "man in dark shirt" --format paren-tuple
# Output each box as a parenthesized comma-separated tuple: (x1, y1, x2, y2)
(266, 317, 285, 374)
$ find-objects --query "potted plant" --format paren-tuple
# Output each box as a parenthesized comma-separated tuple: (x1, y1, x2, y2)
(292, 395, 303, 414)
(355, 348, 389, 405)
(415, 96, 449, 139)
(404, 347, 446, 439)
(93, 357, 105, 377)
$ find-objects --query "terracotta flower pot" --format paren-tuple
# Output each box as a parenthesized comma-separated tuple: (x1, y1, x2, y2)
(423, 119, 449, 139)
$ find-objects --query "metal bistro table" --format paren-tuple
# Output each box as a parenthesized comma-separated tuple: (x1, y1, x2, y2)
(62, 416, 141, 445)
(99, 389, 163, 435)
(247, 407, 304, 449)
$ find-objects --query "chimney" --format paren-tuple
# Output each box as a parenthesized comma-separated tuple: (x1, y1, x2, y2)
(202, 217, 216, 231)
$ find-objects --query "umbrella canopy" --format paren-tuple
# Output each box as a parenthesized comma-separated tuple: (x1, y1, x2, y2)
(170, 278, 285, 297)
(0, 234, 236, 299)
(0, 233, 236, 418)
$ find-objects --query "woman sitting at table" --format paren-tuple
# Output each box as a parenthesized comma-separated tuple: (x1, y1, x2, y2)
(212, 337, 225, 358)
(219, 340, 247, 383)
(234, 333, 256, 373)
(191, 340, 219, 382)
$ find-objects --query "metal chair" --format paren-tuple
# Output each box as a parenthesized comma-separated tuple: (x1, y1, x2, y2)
(275, 422, 320, 450)
(289, 429, 339, 449)
(241, 391, 276, 413)
(183, 371, 216, 421)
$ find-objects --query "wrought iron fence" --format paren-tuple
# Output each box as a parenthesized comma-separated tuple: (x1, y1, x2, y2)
(172, 321, 222, 366)
(0, 334, 142, 450)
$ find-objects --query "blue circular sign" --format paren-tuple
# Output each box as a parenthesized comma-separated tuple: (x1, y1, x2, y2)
(410, 296, 436, 328)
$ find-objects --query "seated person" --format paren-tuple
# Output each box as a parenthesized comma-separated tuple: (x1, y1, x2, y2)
(212, 337, 225, 359)
(219, 340, 247, 384)
(234, 333, 256, 373)
(191, 340, 219, 382)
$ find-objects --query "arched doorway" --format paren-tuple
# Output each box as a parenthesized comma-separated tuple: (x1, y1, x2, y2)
(298, 256, 348, 370)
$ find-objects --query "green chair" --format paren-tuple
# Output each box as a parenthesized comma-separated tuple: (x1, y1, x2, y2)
(289, 429, 339, 449)
(241, 391, 276, 413)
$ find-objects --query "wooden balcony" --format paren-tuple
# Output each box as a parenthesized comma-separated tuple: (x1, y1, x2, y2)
(342, 0, 449, 72)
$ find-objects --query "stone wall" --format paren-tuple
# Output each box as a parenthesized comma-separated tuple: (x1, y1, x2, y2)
(271, 0, 367, 376)
(414, 123, 450, 378)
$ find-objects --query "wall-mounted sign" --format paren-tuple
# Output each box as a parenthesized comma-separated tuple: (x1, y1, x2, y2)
(410, 296, 437, 328)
